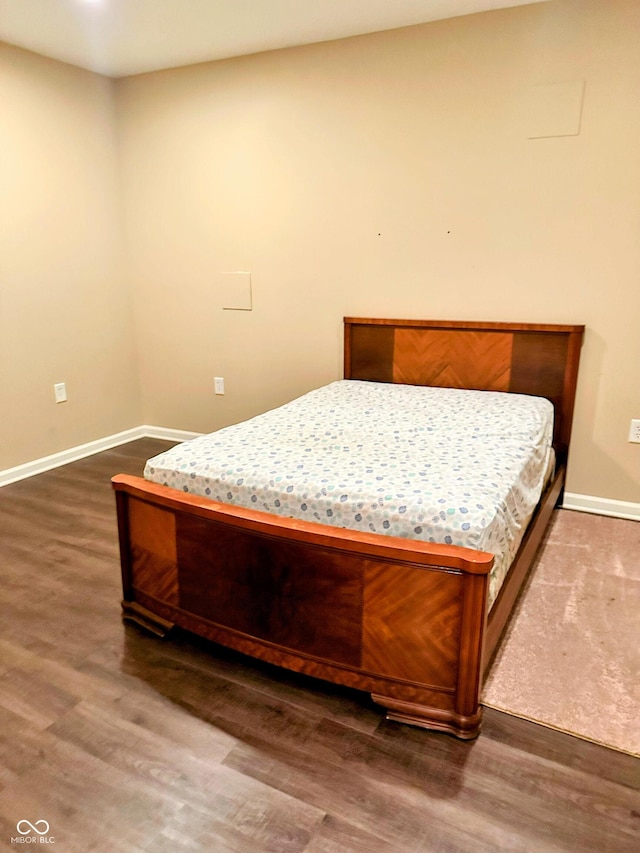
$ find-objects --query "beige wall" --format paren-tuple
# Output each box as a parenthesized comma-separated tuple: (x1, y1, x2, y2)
(117, 0, 639, 504)
(0, 44, 141, 470)
(2, 0, 639, 504)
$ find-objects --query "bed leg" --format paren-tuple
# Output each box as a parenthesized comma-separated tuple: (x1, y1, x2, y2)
(121, 600, 175, 638)
(371, 694, 482, 740)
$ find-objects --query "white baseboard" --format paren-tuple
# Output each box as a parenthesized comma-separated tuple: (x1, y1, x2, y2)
(562, 492, 640, 522)
(2, 434, 638, 524)
(136, 425, 202, 443)
(0, 425, 201, 488)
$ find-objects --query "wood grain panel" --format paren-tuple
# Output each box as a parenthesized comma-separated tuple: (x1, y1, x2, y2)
(347, 323, 395, 382)
(362, 564, 463, 688)
(128, 498, 178, 605)
(392, 329, 513, 390)
(129, 497, 177, 564)
(177, 514, 364, 667)
(510, 331, 570, 455)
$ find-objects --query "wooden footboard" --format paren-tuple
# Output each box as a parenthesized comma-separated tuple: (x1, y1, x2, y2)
(113, 474, 496, 739)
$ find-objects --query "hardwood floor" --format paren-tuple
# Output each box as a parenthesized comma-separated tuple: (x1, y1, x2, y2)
(0, 439, 638, 852)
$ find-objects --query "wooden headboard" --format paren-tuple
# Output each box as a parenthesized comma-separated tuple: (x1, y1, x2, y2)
(344, 318, 584, 465)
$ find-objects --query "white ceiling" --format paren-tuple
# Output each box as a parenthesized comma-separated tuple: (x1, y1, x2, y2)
(0, 0, 551, 78)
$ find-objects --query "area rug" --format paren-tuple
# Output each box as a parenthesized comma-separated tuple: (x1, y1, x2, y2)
(483, 509, 640, 756)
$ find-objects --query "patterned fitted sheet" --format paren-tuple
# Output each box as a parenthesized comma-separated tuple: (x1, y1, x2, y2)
(145, 381, 555, 607)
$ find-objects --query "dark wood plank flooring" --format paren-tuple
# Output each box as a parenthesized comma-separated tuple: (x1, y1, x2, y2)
(0, 439, 638, 852)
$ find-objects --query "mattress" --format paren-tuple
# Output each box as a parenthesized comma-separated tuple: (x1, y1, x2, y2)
(145, 380, 555, 607)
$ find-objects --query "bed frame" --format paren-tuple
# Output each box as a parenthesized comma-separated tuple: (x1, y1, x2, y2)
(112, 318, 584, 739)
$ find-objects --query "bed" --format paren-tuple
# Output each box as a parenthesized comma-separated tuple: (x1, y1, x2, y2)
(112, 317, 584, 739)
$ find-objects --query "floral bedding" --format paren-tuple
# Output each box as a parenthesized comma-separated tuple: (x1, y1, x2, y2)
(145, 380, 554, 607)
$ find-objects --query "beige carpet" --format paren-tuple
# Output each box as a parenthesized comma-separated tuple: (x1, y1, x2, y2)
(483, 509, 640, 756)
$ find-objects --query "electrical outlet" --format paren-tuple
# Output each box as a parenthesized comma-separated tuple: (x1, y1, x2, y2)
(54, 382, 67, 404)
(214, 377, 225, 395)
(629, 419, 640, 443)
